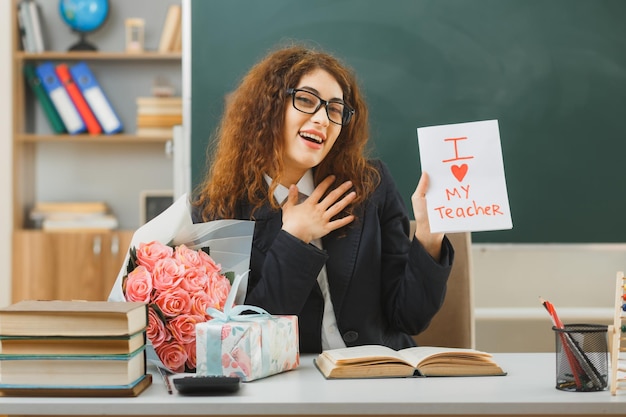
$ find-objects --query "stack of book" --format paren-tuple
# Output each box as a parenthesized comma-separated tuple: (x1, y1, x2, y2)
(29, 201, 118, 231)
(0, 300, 151, 397)
(135, 96, 183, 138)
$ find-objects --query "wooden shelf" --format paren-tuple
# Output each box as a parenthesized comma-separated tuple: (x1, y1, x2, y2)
(16, 133, 173, 143)
(15, 228, 135, 234)
(10, 0, 182, 304)
(15, 51, 182, 62)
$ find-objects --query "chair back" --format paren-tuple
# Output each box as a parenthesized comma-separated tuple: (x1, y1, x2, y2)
(409, 224, 475, 349)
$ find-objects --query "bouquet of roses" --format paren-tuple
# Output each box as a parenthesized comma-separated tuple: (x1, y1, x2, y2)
(122, 240, 233, 372)
(108, 195, 254, 371)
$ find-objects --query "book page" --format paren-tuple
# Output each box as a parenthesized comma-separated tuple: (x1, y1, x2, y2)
(321, 345, 409, 366)
(397, 346, 493, 367)
(417, 119, 512, 233)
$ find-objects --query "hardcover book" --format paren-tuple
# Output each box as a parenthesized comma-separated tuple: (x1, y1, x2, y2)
(0, 331, 145, 356)
(31, 201, 109, 214)
(158, 4, 181, 53)
(0, 347, 146, 387)
(315, 345, 506, 379)
(41, 213, 119, 231)
(27, 0, 45, 53)
(135, 127, 175, 138)
(136, 114, 183, 127)
(0, 372, 152, 398)
(136, 96, 182, 106)
(0, 300, 147, 337)
(17, 0, 35, 52)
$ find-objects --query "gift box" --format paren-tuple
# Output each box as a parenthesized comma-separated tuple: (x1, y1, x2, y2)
(195, 273, 299, 381)
(196, 313, 299, 381)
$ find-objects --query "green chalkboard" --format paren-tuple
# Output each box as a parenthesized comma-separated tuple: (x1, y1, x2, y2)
(189, 0, 626, 243)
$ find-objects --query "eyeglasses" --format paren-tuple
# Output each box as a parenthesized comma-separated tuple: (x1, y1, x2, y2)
(286, 88, 354, 126)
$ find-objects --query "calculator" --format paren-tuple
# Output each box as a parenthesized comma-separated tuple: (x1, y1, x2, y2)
(172, 375, 241, 395)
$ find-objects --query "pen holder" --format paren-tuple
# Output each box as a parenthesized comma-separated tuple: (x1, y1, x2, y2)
(553, 324, 608, 392)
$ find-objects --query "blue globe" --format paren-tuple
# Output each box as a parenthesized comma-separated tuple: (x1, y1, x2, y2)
(58, 0, 109, 50)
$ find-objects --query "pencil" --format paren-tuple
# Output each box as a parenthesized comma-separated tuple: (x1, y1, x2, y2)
(157, 365, 173, 395)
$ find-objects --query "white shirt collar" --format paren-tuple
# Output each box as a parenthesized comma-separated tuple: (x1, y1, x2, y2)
(263, 169, 345, 350)
(264, 170, 315, 204)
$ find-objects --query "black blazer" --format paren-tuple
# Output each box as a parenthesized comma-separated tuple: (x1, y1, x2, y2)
(193, 160, 454, 353)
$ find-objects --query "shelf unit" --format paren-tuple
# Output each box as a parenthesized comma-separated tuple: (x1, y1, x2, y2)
(13, 52, 179, 144)
(10, 0, 182, 302)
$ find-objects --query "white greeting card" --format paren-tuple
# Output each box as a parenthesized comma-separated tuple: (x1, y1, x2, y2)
(417, 119, 512, 233)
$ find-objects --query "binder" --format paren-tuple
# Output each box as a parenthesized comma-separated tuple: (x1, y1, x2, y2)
(35, 62, 86, 134)
(23, 63, 66, 134)
(69, 62, 123, 134)
(56, 64, 102, 135)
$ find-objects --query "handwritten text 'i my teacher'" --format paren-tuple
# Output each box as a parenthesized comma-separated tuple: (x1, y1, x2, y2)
(435, 136, 504, 220)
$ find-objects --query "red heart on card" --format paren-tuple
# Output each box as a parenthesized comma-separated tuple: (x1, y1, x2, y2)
(451, 164, 468, 182)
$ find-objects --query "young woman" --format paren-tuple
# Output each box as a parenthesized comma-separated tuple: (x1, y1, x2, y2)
(192, 44, 454, 353)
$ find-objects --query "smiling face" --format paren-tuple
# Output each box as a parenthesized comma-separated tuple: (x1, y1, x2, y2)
(281, 69, 344, 186)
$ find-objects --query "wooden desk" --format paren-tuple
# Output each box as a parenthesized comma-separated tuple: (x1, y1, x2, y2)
(1, 353, 625, 416)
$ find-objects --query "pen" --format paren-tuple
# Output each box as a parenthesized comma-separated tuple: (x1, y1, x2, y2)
(539, 297, 605, 390)
(539, 296, 584, 389)
(157, 365, 173, 395)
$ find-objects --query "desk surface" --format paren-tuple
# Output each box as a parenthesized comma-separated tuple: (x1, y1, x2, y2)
(1, 353, 625, 416)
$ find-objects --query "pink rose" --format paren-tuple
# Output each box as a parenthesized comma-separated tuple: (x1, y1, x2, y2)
(124, 265, 153, 303)
(190, 292, 211, 319)
(152, 258, 184, 292)
(174, 244, 205, 268)
(207, 274, 231, 310)
(153, 287, 192, 317)
(180, 267, 208, 293)
(168, 314, 200, 345)
(155, 340, 187, 373)
(136, 241, 173, 272)
(147, 307, 170, 348)
(183, 342, 196, 370)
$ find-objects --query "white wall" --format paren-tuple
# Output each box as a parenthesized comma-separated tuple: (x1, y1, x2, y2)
(472, 243, 625, 352)
(1, 0, 13, 308)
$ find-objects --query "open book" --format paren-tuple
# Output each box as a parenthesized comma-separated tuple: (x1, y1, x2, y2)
(315, 345, 506, 379)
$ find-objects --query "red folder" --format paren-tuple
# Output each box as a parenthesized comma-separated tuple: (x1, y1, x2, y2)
(55, 64, 102, 135)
